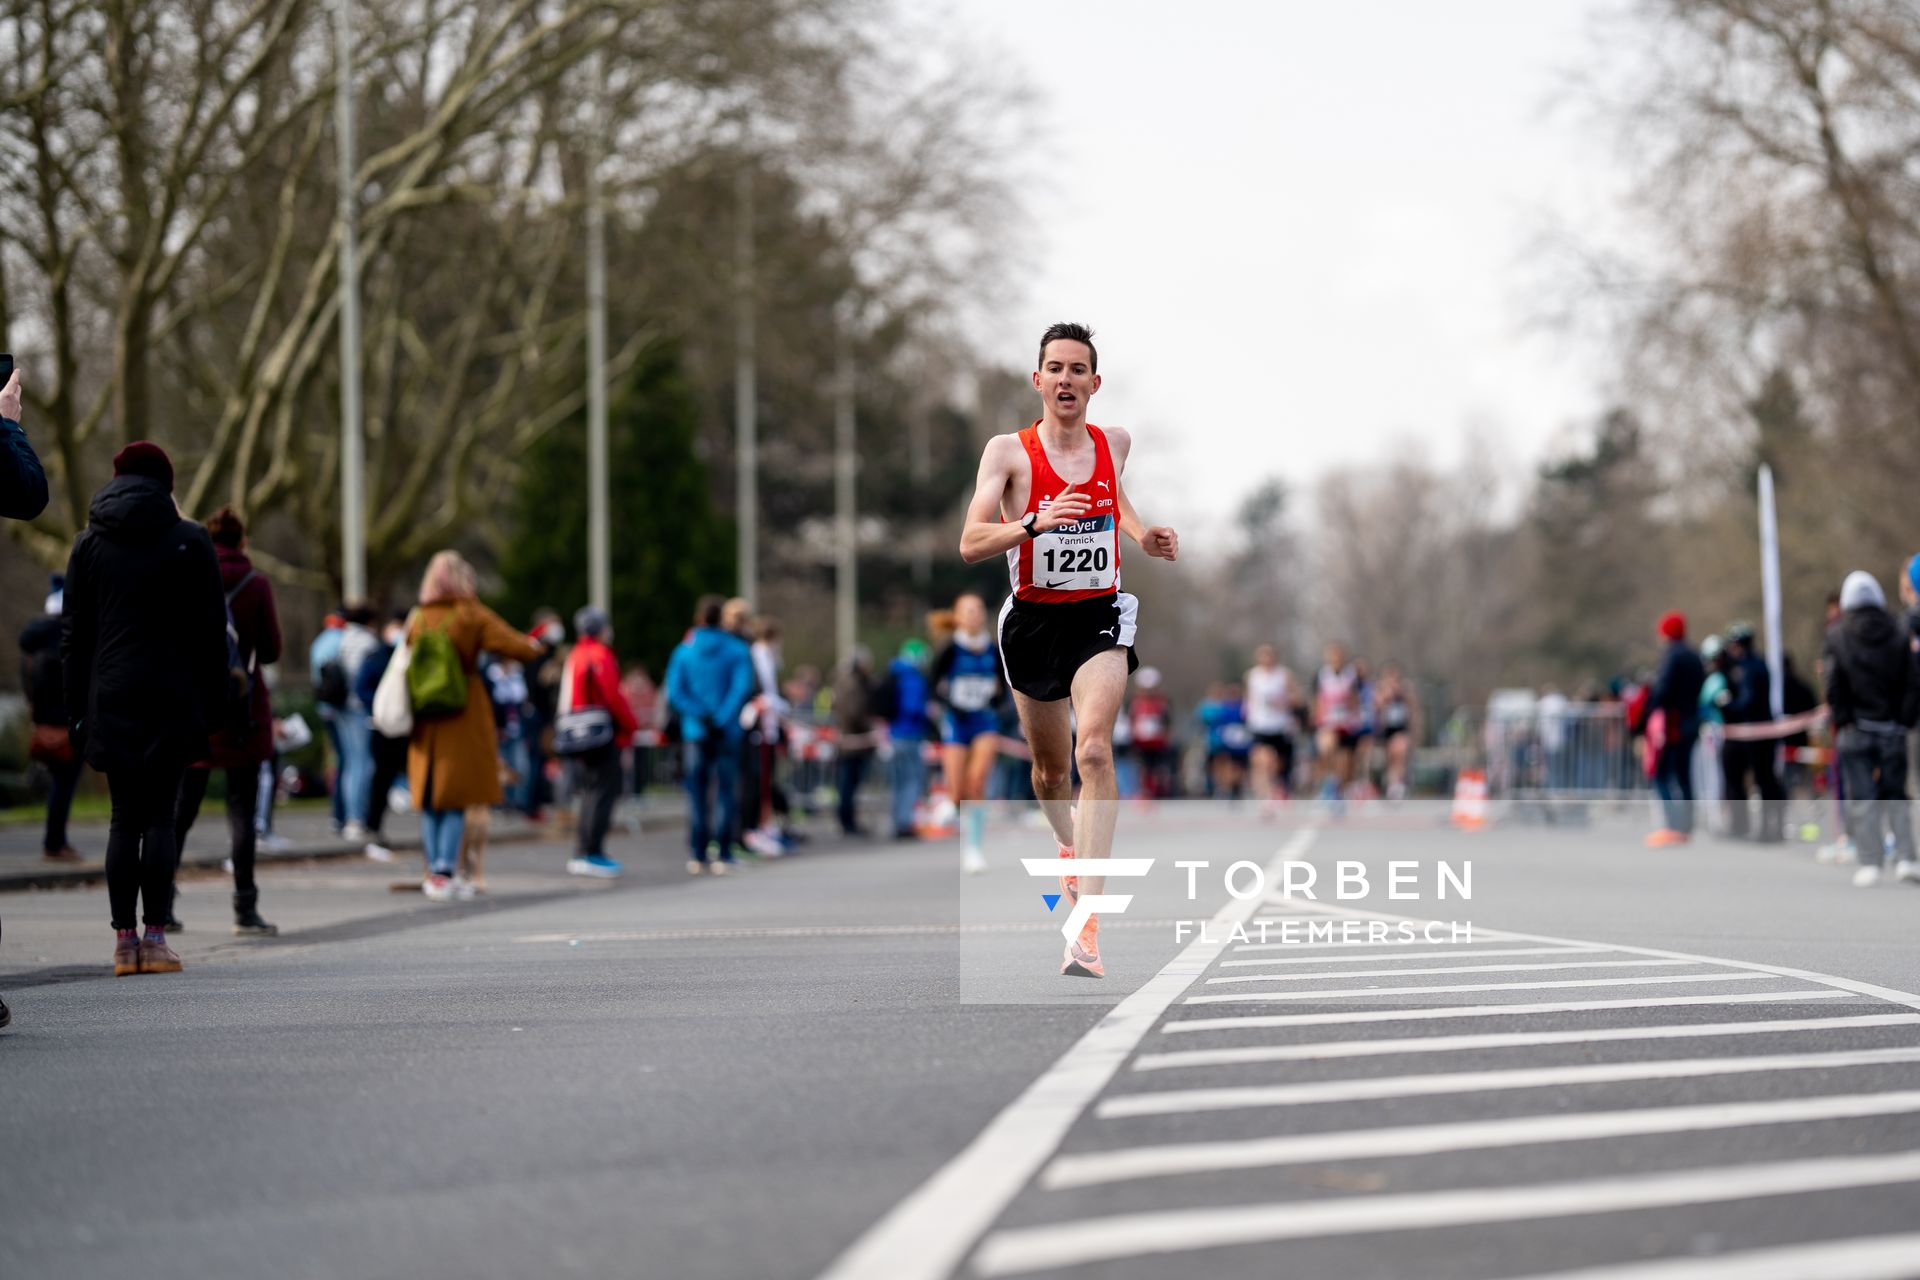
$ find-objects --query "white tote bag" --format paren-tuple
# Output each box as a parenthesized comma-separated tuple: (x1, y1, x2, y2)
(370, 615, 416, 738)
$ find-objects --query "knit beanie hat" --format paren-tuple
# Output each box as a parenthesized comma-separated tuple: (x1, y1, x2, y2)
(112, 441, 174, 490)
(1657, 610, 1686, 641)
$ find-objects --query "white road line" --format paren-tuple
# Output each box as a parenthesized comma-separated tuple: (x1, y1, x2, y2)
(1164, 989, 1854, 1034)
(1495, 1233, 1920, 1280)
(812, 827, 1320, 1280)
(973, 1150, 1920, 1276)
(1251, 899, 1920, 1015)
(1046, 1087, 1920, 1189)
(1203, 959, 1698, 986)
(1220, 945, 1612, 967)
(1096, 1044, 1920, 1118)
(1230, 929, 1517, 952)
(1133, 1013, 1920, 1070)
(1186, 971, 1774, 1006)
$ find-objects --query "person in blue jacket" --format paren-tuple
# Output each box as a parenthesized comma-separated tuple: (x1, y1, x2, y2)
(664, 595, 756, 873)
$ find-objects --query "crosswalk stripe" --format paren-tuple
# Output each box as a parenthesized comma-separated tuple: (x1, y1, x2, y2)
(1165, 989, 1854, 1034)
(1204, 958, 1698, 985)
(972, 1150, 1920, 1276)
(1220, 945, 1611, 967)
(1045, 1087, 1920, 1188)
(1134, 1012, 1920, 1069)
(1097, 1044, 1920, 1118)
(1494, 1233, 1920, 1279)
(1186, 971, 1773, 1005)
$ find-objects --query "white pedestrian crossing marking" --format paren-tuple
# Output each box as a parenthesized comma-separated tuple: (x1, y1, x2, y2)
(1493, 1232, 1920, 1279)
(1164, 988, 1853, 1033)
(973, 1151, 1920, 1275)
(1202, 958, 1701, 985)
(1045, 1088, 1920, 1188)
(1097, 1044, 1920, 1118)
(1133, 1013, 1920, 1070)
(1219, 944, 1610, 967)
(1185, 970, 1774, 1005)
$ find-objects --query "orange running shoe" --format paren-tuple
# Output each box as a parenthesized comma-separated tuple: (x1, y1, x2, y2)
(1058, 843, 1078, 906)
(1062, 914, 1103, 979)
(1643, 828, 1689, 848)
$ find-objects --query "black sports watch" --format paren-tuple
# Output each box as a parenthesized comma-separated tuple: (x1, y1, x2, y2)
(1020, 511, 1040, 539)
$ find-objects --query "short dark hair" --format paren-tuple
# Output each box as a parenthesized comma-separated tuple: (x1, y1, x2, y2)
(1037, 322, 1097, 374)
(695, 593, 725, 628)
(205, 504, 246, 549)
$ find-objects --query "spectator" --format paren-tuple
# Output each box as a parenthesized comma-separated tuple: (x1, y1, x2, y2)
(620, 662, 660, 799)
(743, 617, 792, 856)
(1822, 570, 1918, 888)
(833, 645, 882, 837)
(1636, 610, 1705, 847)
(357, 610, 412, 862)
(1723, 622, 1786, 842)
(664, 594, 756, 872)
(63, 442, 227, 976)
(0, 365, 36, 1031)
(173, 505, 284, 936)
(0, 366, 46, 520)
(522, 607, 567, 818)
(561, 605, 638, 878)
(309, 611, 348, 832)
(1778, 652, 1818, 799)
(405, 551, 544, 901)
(1901, 554, 1920, 797)
(21, 579, 81, 861)
(334, 603, 381, 840)
(880, 638, 932, 839)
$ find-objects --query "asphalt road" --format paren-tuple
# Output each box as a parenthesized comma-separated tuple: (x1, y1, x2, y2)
(5, 801, 1920, 1280)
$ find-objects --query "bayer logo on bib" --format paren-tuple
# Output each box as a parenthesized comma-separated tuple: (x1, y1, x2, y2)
(1034, 514, 1117, 592)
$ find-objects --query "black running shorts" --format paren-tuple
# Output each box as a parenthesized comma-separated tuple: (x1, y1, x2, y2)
(997, 592, 1140, 703)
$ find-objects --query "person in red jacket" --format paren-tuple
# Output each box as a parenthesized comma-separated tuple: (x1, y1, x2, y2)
(174, 506, 284, 935)
(564, 606, 639, 878)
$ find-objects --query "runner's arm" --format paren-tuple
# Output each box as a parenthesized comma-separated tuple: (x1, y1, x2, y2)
(958, 435, 1089, 563)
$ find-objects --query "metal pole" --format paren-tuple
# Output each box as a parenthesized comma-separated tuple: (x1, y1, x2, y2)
(734, 164, 758, 607)
(585, 48, 610, 614)
(334, 0, 365, 600)
(835, 305, 857, 667)
(909, 389, 930, 590)
(1757, 462, 1784, 720)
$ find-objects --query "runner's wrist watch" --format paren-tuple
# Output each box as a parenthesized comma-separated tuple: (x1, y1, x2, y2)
(1020, 511, 1039, 539)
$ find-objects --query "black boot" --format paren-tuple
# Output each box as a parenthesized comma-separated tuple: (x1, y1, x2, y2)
(232, 890, 278, 937)
(1, 993, 11, 1030)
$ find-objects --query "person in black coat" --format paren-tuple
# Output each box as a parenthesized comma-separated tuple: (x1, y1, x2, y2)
(1823, 570, 1919, 886)
(1722, 622, 1786, 842)
(0, 368, 46, 520)
(1635, 610, 1705, 844)
(62, 442, 228, 976)
(20, 580, 82, 861)
(0, 366, 38, 1031)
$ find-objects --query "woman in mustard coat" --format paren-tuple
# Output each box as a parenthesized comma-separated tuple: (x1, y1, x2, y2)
(407, 551, 543, 899)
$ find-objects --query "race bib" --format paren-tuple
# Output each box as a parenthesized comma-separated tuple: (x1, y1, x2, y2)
(1221, 724, 1254, 751)
(1033, 515, 1116, 592)
(949, 674, 997, 713)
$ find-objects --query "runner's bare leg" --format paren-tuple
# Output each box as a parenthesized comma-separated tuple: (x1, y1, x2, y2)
(1067, 648, 1130, 898)
(1013, 693, 1076, 850)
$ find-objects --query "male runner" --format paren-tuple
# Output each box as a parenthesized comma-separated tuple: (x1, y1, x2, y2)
(959, 322, 1179, 978)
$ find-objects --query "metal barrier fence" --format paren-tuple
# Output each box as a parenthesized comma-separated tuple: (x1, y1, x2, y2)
(1468, 696, 1647, 801)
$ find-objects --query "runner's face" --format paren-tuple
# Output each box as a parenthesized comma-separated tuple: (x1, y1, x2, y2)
(956, 596, 986, 632)
(1032, 340, 1099, 420)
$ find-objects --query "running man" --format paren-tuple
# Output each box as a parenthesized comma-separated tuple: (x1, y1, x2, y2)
(1245, 644, 1298, 814)
(959, 322, 1179, 978)
(930, 591, 1005, 874)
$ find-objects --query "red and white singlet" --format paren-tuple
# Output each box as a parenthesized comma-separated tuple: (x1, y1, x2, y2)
(1006, 422, 1123, 604)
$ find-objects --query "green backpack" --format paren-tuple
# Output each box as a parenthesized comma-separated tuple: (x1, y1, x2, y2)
(408, 614, 469, 720)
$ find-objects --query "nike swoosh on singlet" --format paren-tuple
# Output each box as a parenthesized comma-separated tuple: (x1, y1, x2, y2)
(1045, 579, 1075, 589)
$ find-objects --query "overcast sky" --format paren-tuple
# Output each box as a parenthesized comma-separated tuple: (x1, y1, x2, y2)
(953, 0, 1629, 532)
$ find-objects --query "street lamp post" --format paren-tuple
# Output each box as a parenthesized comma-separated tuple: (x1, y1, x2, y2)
(734, 163, 758, 607)
(585, 48, 610, 614)
(334, 0, 365, 601)
(834, 304, 857, 668)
